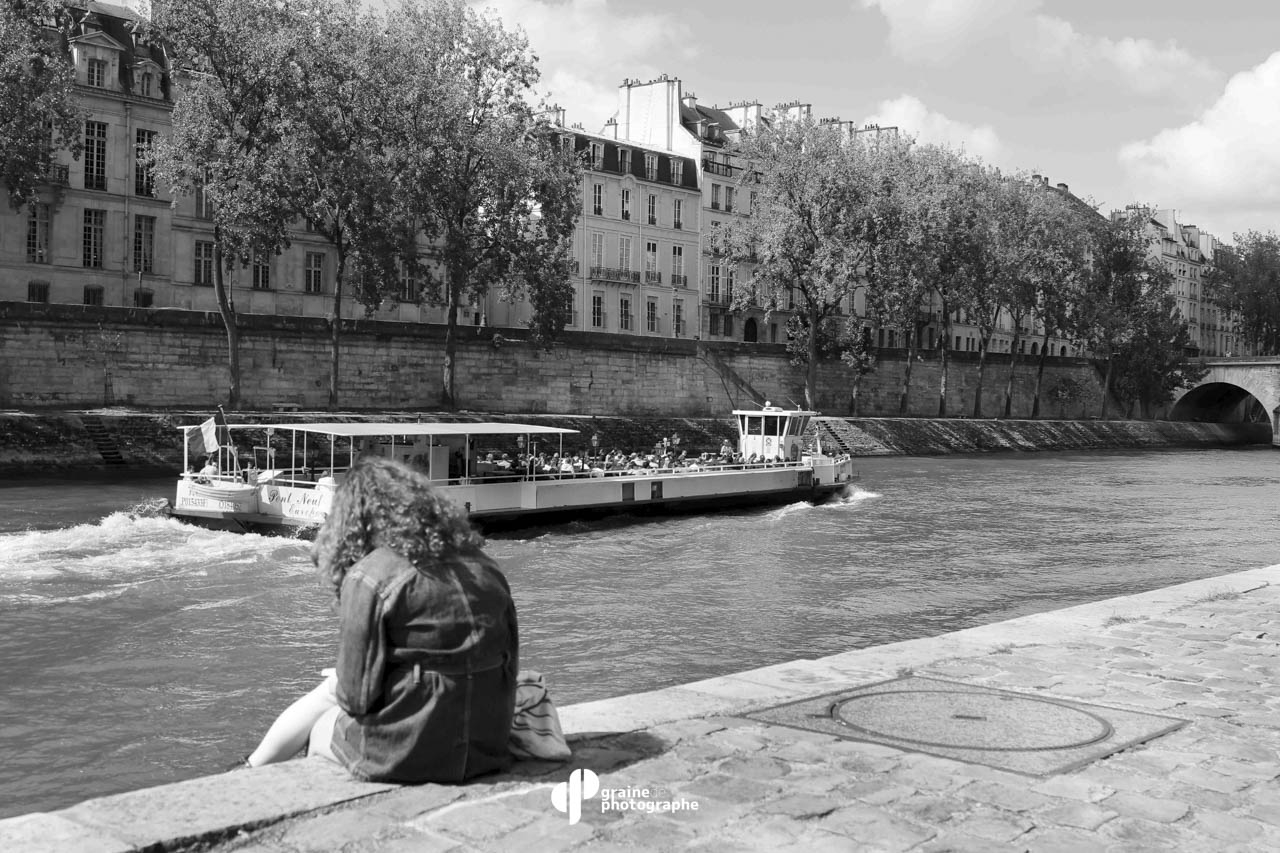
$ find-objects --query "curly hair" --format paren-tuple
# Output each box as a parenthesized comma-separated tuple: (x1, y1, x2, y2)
(312, 456, 484, 599)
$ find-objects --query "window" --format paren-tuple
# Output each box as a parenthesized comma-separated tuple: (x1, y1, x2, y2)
(671, 160, 683, 185)
(87, 58, 106, 88)
(672, 245, 684, 285)
(135, 129, 157, 196)
(621, 188, 630, 220)
(193, 181, 214, 219)
(749, 191, 757, 215)
(590, 142, 603, 169)
(618, 236, 631, 271)
(591, 293, 604, 328)
(727, 267, 736, 301)
(140, 72, 153, 97)
(710, 312, 721, 336)
(647, 193, 657, 226)
(305, 252, 325, 293)
(708, 264, 721, 302)
(619, 294, 632, 331)
(673, 198, 683, 229)
(644, 153, 658, 181)
(645, 241, 657, 281)
(27, 203, 50, 264)
(400, 260, 418, 300)
(619, 149, 630, 174)
(590, 232, 604, 268)
(194, 240, 215, 285)
(83, 286, 104, 306)
(770, 323, 778, 343)
(133, 289, 153, 308)
(133, 215, 155, 273)
(724, 314, 734, 337)
(251, 253, 271, 289)
(673, 301, 684, 336)
(84, 121, 107, 190)
(592, 183, 603, 216)
(725, 186, 735, 214)
(27, 281, 50, 303)
(711, 184, 722, 211)
(647, 299, 658, 333)
(83, 209, 105, 268)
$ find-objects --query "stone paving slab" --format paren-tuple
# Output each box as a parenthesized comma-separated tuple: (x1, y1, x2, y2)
(2, 564, 1278, 852)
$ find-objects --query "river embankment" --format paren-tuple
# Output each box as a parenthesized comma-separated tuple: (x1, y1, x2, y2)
(0, 409, 1269, 474)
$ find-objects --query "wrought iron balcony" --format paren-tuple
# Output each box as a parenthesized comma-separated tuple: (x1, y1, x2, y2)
(645, 271, 662, 284)
(589, 266, 642, 284)
(674, 219, 683, 230)
(702, 158, 735, 177)
(42, 164, 70, 185)
(671, 273, 688, 287)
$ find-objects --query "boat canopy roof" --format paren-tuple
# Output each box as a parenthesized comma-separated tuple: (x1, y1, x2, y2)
(731, 408, 818, 417)
(265, 422, 577, 437)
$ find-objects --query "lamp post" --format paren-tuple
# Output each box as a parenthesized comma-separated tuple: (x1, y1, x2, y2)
(591, 432, 600, 461)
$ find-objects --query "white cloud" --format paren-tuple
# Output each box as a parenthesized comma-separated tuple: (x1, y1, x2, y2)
(1118, 52, 1280, 236)
(862, 95, 1005, 161)
(469, 0, 692, 131)
(861, 0, 1219, 98)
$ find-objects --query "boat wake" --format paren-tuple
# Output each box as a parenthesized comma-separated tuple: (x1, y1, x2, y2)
(828, 484, 882, 504)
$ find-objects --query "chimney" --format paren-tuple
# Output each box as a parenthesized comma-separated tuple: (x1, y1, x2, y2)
(1031, 174, 1041, 184)
(1056, 183, 1069, 194)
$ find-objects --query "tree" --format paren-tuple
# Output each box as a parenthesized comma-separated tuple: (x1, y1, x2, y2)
(839, 321, 877, 416)
(1074, 208, 1177, 418)
(1028, 192, 1094, 418)
(388, 0, 581, 408)
(1109, 292, 1206, 418)
(1, 0, 82, 210)
(715, 116, 904, 409)
(1205, 230, 1280, 355)
(153, 0, 324, 409)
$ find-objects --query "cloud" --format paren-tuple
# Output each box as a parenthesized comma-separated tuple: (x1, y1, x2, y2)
(862, 95, 1005, 161)
(468, 0, 692, 131)
(860, 0, 1219, 98)
(1118, 52, 1280, 235)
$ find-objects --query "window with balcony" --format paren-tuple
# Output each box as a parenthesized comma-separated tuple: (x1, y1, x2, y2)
(84, 121, 107, 191)
(589, 142, 603, 169)
(644, 153, 658, 181)
(673, 301, 684, 336)
(87, 58, 107, 88)
(711, 184, 722, 211)
(645, 241, 658, 283)
(592, 183, 603, 216)
(133, 215, 155, 273)
(671, 160, 683, 185)
(618, 236, 632, 272)
(671, 245, 685, 286)
(83, 286, 104, 306)
(135, 129, 157, 196)
(305, 252, 325, 293)
(591, 231, 604, 268)
(647, 299, 658, 333)
(83, 209, 105, 268)
(727, 267, 736, 301)
(27, 203, 50, 264)
(708, 264, 720, 303)
(251, 253, 271, 289)
(621, 188, 630, 220)
(27, 281, 50, 303)
(194, 240, 215, 285)
(619, 149, 630, 174)
(673, 198, 683, 229)
(647, 193, 657, 225)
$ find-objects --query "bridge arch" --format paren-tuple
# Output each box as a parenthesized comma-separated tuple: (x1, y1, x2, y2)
(1169, 358, 1280, 444)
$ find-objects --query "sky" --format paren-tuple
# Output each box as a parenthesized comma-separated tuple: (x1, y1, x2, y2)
(393, 1, 1280, 243)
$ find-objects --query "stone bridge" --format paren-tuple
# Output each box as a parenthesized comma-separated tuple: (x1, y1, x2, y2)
(1170, 357, 1280, 445)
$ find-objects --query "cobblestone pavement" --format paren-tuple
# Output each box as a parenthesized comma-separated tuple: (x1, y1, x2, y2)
(4, 566, 1278, 852)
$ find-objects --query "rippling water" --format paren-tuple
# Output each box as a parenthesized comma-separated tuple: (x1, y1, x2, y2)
(1, 449, 1278, 817)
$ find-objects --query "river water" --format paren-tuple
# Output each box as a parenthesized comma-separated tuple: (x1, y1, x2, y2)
(1, 448, 1277, 818)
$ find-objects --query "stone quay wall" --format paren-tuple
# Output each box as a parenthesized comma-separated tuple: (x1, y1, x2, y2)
(0, 302, 1113, 417)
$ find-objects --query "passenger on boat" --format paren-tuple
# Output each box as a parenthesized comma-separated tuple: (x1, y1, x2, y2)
(244, 457, 518, 783)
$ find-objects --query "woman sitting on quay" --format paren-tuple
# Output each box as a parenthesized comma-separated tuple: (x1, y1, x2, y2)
(243, 457, 519, 783)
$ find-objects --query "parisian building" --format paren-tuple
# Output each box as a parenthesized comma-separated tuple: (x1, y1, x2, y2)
(1143, 209, 1239, 357)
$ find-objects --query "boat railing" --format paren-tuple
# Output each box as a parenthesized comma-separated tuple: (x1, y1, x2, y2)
(462, 459, 811, 482)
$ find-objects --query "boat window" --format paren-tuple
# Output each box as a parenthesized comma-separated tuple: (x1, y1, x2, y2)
(763, 416, 782, 436)
(744, 417, 763, 435)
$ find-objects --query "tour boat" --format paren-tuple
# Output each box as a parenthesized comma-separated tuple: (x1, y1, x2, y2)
(167, 406, 856, 534)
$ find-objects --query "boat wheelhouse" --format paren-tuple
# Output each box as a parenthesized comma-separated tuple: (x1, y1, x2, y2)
(170, 407, 855, 534)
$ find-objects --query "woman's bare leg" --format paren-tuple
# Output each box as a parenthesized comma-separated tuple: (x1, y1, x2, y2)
(247, 672, 338, 767)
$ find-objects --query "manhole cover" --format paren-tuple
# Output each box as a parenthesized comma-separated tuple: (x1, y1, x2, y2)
(743, 676, 1186, 776)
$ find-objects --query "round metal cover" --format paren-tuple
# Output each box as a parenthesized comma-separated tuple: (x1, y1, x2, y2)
(833, 688, 1115, 752)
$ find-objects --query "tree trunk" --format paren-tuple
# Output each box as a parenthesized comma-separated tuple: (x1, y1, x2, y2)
(441, 278, 460, 409)
(805, 306, 819, 410)
(898, 324, 915, 415)
(937, 298, 951, 417)
(1099, 356, 1114, 419)
(327, 252, 348, 412)
(1030, 329, 1051, 418)
(211, 226, 240, 411)
(1002, 322, 1023, 419)
(972, 332, 990, 418)
(848, 379, 860, 417)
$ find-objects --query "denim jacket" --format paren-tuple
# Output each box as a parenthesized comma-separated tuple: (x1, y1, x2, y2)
(330, 546, 518, 783)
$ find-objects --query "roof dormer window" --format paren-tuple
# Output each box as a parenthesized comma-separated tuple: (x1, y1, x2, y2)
(87, 58, 107, 88)
(140, 72, 152, 97)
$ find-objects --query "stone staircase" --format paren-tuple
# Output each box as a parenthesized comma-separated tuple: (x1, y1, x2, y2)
(80, 415, 127, 466)
(696, 344, 768, 408)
